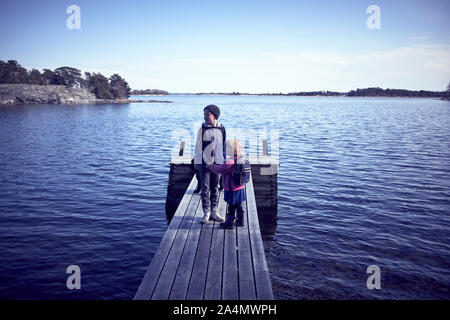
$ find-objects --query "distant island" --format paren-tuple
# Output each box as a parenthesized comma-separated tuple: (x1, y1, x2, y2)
(130, 89, 169, 95)
(191, 85, 450, 99)
(0, 60, 172, 105)
(346, 87, 448, 98)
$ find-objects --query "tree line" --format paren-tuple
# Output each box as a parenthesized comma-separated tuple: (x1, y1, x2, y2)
(347, 87, 446, 98)
(130, 89, 169, 95)
(287, 90, 344, 96)
(0, 60, 131, 99)
(288, 87, 449, 98)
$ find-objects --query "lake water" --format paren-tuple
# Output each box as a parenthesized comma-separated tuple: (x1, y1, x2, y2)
(0, 95, 449, 299)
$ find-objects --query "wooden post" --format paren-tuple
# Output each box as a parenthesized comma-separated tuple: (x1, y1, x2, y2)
(262, 139, 268, 156)
(179, 141, 185, 156)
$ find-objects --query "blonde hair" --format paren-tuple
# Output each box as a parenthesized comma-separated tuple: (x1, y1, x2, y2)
(225, 139, 244, 159)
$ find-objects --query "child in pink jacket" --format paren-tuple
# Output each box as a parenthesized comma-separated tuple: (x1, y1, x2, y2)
(206, 139, 246, 228)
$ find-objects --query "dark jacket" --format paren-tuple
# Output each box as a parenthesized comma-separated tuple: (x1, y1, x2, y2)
(194, 120, 226, 166)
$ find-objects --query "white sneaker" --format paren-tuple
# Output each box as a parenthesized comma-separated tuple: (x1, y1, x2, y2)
(211, 215, 225, 222)
(199, 210, 210, 224)
(210, 210, 225, 222)
(199, 216, 209, 224)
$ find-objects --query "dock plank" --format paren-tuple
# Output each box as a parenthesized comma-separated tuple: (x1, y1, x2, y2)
(222, 202, 239, 300)
(246, 174, 274, 300)
(204, 195, 226, 300)
(237, 197, 257, 300)
(185, 197, 218, 299)
(168, 197, 204, 299)
(151, 194, 200, 299)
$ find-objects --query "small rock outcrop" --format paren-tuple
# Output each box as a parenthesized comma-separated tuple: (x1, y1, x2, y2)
(0, 84, 102, 104)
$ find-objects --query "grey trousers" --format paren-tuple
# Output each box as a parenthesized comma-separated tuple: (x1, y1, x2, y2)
(197, 165, 220, 213)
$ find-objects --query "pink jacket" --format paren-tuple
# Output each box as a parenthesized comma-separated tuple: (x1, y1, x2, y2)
(210, 157, 245, 191)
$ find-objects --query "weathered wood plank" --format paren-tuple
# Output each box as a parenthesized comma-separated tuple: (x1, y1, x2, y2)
(248, 232, 273, 301)
(222, 202, 239, 300)
(170, 155, 279, 165)
(167, 174, 191, 182)
(170, 156, 195, 164)
(237, 198, 257, 300)
(262, 139, 268, 156)
(246, 174, 274, 300)
(169, 165, 194, 173)
(204, 194, 226, 300)
(246, 172, 260, 232)
(134, 177, 197, 300)
(254, 270, 274, 300)
(151, 194, 200, 299)
(168, 197, 204, 300)
(185, 197, 217, 300)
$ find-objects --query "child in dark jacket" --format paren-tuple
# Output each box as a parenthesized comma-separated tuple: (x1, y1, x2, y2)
(206, 139, 246, 228)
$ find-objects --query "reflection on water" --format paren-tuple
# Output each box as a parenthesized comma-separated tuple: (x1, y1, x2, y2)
(0, 96, 449, 299)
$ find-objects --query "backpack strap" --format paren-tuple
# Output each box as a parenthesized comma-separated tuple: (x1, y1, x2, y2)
(201, 123, 226, 149)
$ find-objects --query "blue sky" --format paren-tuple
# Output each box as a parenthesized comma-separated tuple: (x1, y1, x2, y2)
(1, 0, 449, 92)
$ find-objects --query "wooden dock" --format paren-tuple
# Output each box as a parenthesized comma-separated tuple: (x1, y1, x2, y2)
(134, 172, 273, 300)
(166, 140, 279, 224)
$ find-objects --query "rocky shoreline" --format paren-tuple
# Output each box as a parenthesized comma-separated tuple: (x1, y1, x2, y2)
(0, 84, 172, 105)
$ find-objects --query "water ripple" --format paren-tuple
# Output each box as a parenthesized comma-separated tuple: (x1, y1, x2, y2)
(1, 96, 449, 299)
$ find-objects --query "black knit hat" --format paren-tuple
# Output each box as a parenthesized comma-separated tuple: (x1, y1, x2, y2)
(204, 104, 220, 119)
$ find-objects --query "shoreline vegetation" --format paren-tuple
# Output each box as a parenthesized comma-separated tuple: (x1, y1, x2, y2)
(136, 85, 450, 100)
(0, 60, 172, 105)
(130, 89, 169, 95)
(182, 86, 450, 99)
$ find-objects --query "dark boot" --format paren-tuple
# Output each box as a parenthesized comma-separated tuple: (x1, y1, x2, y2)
(235, 204, 245, 226)
(220, 214, 235, 229)
(220, 204, 235, 229)
(190, 158, 201, 193)
(218, 175, 224, 191)
(194, 171, 201, 193)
